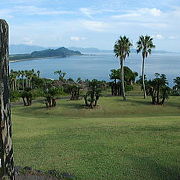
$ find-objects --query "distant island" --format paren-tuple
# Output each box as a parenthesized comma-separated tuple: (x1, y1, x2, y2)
(69, 47, 174, 54)
(9, 47, 81, 61)
(9, 44, 177, 62)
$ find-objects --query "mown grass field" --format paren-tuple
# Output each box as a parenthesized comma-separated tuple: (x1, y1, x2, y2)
(12, 96, 180, 180)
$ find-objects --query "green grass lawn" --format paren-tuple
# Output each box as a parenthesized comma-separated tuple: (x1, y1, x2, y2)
(12, 96, 180, 180)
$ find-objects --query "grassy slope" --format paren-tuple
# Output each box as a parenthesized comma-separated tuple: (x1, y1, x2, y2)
(12, 96, 180, 180)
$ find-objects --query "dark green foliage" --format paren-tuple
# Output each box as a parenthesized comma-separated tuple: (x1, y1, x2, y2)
(136, 75, 147, 84)
(31, 88, 44, 99)
(67, 78, 74, 83)
(109, 69, 121, 96)
(109, 67, 137, 96)
(172, 77, 180, 96)
(110, 67, 138, 85)
(84, 79, 102, 108)
(66, 84, 81, 100)
(43, 84, 61, 108)
(76, 77, 83, 83)
(137, 36, 155, 57)
(121, 66, 138, 85)
(10, 69, 40, 91)
(10, 90, 20, 102)
(136, 75, 148, 91)
(32, 76, 45, 89)
(21, 88, 33, 106)
(125, 85, 133, 92)
(146, 74, 170, 105)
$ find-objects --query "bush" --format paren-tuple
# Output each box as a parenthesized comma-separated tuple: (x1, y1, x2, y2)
(125, 85, 133, 92)
(10, 90, 20, 102)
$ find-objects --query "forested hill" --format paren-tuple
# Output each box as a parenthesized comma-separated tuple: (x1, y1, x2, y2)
(9, 47, 81, 61)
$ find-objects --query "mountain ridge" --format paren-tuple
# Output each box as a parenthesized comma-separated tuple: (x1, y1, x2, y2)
(9, 47, 81, 61)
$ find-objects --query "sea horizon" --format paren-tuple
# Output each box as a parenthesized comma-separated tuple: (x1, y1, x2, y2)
(10, 52, 180, 87)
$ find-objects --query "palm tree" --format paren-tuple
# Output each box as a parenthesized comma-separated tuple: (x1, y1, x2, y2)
(29, 70, 35, 89)
(25, 70, 29, 88)
(114, 36, 132, 100)
(21, 70, 25, 90)
(17, 70, 21, 90)
(109, 69, 119, 85)
(54, 70, 66, 82)
(37, 70, 40, 78)
(137, 35, 155, 99)
(10, 70, 16, 91)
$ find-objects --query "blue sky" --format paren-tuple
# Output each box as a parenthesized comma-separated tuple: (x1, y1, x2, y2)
(0, 0, 180, 51)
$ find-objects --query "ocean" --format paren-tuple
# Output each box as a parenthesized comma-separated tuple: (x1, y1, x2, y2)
(10, 53, 180, 87)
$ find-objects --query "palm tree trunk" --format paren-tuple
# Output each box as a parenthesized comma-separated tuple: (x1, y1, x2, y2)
(17, 79, 20, 90)
(120, 59, 126, 100)
(30, 77, 32, 89)
(15, 79, 17, 91)
(0, 19, 15, 180)
(22, 78, 24, 90)
(26, 78, 28, 88)
(142, 56, 147, 99)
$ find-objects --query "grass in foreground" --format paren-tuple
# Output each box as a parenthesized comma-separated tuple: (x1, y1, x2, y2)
(12, 96, 180, 180)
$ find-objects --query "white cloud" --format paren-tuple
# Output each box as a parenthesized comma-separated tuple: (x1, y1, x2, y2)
(140, 8, 162, 16)
(3, 1, 180, 51)
(81, 20, 109, 32)
(15, 6, 75, 15)
(79, 7, 119, 18)
(112, 8, 162, 19)
(0, 6, 75, 17)
(70, 36, 86, 41)
(168, 36, 176, 40)
(0, 9, 14, 18)
(112, 13, 139, 19)
(80, 8, 95, 18)
(153, 34, 164, 40)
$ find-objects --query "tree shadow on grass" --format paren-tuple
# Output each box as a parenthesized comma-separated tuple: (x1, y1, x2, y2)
(127, 154, 180, 180)
(166, 101, 180, 108)
(131, 125, 180, 133)
(113, 97, 152, 105)
(61, 102, 85, 110)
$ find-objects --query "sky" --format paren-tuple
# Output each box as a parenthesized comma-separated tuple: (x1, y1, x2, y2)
(0, 0, 180, 51)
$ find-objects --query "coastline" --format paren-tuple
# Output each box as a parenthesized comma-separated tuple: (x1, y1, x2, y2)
(9, 54, 82, 63)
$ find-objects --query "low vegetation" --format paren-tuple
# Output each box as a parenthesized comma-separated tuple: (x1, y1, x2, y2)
(12, 95, 180, 180)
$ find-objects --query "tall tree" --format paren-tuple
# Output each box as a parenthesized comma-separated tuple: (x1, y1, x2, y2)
(21, 70, 25, 90)
(172, 77, 180, 95)
(0, 19, 15, 180)
(114, 36, 132, 100)
(137, 35, 155, 99)
(37, 70, 40, 78)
